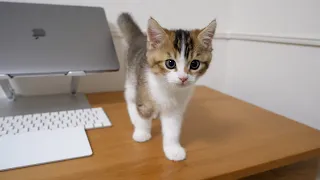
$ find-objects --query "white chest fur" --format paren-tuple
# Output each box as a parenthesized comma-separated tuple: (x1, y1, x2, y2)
(147, 71, 194, 113)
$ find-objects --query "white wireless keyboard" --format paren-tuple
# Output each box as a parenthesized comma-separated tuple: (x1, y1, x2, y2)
(0, 107, 112, 171)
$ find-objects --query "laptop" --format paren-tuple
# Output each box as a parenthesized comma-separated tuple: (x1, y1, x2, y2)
(0, 1, 119, 77)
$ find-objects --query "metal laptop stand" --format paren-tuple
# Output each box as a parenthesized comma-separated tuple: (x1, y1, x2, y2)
(0, 72, 91, 116)
(0, 2, 119, 117)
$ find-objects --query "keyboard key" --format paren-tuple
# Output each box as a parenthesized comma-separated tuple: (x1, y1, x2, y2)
(4, 116, 13, 123)
(13, 123, 24, 129)
(50, 124, 59, 130)
(7, 131, 15, 136)
(14, 115, 23, 122)
(2, 123, 11, 128)
(65, 122, 73, 127)
(24, 115, 32, 119)
(11, 128, 18, 134)
(6, 126, 15, 131)
(51, 112, 59, 117)
(59, 124, 67, 129)
(67, 110, 75, 116)
(71, 122, 78, 127)
(29, 127, 39, 132)
(59, 111, 67, 119)
(102, 121, 109, 126)
(34, 123, 43, 129)
(26, 124, 34, 129)
(0, 130, 7, 136)
(21, 118, 29, 126)
(33, 113, 41, 119)
(88, 116, 96, 123)
(85, 123, 94, 129)
(42, 113, 50, 119)
(19, 128, 29, 133)
(94, 123, 103, 128)
(52, 121, 61, 125)
(38, 124, 47, 130)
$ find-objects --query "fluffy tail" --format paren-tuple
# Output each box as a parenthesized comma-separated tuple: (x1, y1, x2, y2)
(117, 12, 144, 44)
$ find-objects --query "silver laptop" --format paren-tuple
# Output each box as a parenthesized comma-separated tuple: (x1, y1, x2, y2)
(0, 1, 119, 77)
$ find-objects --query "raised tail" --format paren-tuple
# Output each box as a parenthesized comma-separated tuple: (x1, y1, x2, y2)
(117, 12, 144, 44)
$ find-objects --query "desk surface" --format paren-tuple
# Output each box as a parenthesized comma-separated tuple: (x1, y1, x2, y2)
(2, 86, 320, 180)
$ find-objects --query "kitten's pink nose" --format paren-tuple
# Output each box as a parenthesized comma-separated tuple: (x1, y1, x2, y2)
(179, 77, 188, 83)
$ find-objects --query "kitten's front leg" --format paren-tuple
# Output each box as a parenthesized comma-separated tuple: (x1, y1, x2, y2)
(161, 111, 186, 161)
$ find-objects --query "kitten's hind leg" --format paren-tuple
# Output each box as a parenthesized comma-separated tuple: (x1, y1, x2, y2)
(124, 80, 153, 142)
(126, 102, 152, 142)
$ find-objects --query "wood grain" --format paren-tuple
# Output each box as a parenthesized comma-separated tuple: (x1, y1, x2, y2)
(1, 86, 320, 180)
(241, 159, 318, 180)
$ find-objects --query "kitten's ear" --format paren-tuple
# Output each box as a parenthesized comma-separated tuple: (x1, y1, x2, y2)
(198, 19, 217, 50)
(147, 17, 167, 49)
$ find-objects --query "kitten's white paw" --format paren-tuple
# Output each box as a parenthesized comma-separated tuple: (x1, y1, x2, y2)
(164, 145, 186, 161)
(133, 130, 151, 142)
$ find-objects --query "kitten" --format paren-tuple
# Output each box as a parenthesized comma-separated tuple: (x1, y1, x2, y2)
(117, 13, 216, 161)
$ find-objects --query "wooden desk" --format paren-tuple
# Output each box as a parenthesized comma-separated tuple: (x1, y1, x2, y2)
(1, 86, 320, 180)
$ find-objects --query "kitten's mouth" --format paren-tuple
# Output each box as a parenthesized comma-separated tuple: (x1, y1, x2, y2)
(178, 82, 189, 87)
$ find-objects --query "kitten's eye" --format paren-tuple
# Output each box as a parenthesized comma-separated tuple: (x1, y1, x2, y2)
(190, 60, 200, 70)
(165, 59, 176, 69)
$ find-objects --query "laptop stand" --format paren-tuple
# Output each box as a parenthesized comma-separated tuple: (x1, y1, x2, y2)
(0, 71, 91, 117)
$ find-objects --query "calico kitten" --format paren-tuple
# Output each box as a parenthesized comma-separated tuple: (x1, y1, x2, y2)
(117, 13, 216, 161)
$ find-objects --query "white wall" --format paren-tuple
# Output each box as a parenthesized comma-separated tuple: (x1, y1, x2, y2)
(223, 0, 320, 129)
(228, 0, 320, 38)
(0, 0, 230, 96)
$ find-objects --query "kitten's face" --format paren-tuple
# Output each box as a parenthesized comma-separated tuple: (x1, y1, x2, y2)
(146, 18, 216, 88)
